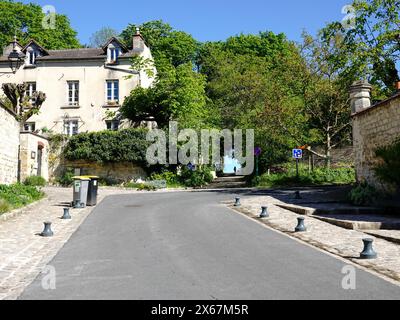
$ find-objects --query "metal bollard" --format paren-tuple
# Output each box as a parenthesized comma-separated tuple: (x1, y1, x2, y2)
(41, 222, 54, 237)
(61, 208, 71, 220)
(234, 197, 241, 207)
(260, 206, 269, 218)
(295, 217, 307, 232)
(294, 191, 302, 200)
(360, 238, 377, 259)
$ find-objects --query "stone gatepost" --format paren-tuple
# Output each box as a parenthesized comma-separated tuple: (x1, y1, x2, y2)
(350, 80, 373, 185)
(350, 80, 372, 114)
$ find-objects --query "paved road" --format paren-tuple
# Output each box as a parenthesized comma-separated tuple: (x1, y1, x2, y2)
(20, 191, 400, 300)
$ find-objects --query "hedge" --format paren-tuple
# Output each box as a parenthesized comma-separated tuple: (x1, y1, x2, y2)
(63, 129, 150, 164)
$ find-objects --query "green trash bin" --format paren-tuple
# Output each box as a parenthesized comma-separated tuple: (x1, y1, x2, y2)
(72, 176, 90, 208)
(84, 176, 99, 206)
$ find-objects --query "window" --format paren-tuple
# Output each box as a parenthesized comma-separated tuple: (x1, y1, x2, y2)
(23, 122, 36, 132)
(26, 49, 37, 65)
(106, 120, 120, 131)
(67, 81, 79, 106)
(25, 82, 37, 104)
(108, 47, 120, 63)
(64, 120, 79, 136)
(106, 80, 119, 104)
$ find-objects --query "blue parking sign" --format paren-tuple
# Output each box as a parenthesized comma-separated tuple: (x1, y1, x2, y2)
(292, 149, 303, 159)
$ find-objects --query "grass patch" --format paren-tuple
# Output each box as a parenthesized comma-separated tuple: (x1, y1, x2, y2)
(254, 163, 355, 188)
(0, 183, 45, 215)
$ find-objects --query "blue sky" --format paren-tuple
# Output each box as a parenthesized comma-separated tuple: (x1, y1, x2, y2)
(22, 0, 351, 45)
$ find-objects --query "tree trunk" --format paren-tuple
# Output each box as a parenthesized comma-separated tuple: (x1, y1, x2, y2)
(325, 133, 332, 169)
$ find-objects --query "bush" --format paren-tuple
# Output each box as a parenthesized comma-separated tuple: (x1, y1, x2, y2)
(63, 129, 149, 164)
(55, 168, 75, 187)
(349, 183, 379, 206)
(150, 171, 181, 187)
(137, 184, 157, 191)
(0, 184, 45, 214)
(179, 167, 214, 188)
(374, 138, 400, 189)
(23, 176, 47, 187)
(254, 163, 355, 187)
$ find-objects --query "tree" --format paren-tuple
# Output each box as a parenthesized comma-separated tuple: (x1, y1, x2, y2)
(198, 33, 311, 168)
(120, 20, 199, 67)
(300, 32, 354, 168)
(322, 0, 400, 95)
(121, 21, 211, 130)
(121, 61, 210, 129)
(0, 0, 80, 53)
(89, 27, 118, 48)
(0, 83, 46, 128)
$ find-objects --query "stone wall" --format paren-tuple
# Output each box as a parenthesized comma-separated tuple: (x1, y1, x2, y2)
(351, 81, 400, 190)
(0, 107, 19, 184)
(19, 132, 50, 182)
(52, 160, 147, 185)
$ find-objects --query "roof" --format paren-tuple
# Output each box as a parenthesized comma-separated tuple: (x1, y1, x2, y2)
(22, 39, 49, 55)
(101, 37, 128, 52)
(1, 36, 140, 62)
(0, 47, 137, 62)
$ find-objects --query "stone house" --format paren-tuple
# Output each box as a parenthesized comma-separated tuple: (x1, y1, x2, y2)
(350, 81, 400, 190)
(0, 30, 155, 136)
(0, 30, 155, 184)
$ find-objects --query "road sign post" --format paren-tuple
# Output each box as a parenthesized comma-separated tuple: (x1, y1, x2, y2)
(292, 149, 303, 179)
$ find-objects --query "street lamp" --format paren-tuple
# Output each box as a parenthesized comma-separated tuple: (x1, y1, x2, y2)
(7, 36, 24, 73)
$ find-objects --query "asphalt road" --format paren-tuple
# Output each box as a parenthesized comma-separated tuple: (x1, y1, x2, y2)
(20, 191, 400, 300)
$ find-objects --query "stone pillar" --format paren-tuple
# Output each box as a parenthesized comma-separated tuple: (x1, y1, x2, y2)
(350, 80, 372, 114)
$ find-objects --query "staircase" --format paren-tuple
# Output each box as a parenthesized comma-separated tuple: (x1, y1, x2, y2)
(206, 175, 248, 189)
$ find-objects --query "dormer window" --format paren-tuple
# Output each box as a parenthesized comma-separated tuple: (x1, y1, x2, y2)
(107, 44, 120, 64)
(26, 48, 37, 66)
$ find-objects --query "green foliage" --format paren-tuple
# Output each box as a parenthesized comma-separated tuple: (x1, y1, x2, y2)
(137, 184, 157, 191)
(120, 20, 199, 67)
(122, 62, 211, 129)
(63, 129, 149, 164)
(0, 183, 44, 214)
(322, 0, 400, 94)
(254, 163, 355, 187)
(0, 0, 80, 54)
(349, 183, 379, 206)
(23, 175, 46, 187)
(374, 138, 400, 188)
(150, 171, 180, 187)
(179, 167, 214, 188)
(55, 168, 74, 187)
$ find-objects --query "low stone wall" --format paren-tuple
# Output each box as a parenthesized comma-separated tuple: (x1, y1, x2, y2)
(19, 132, 50, 182)
(351, 82, 400, 190)
(53, 160, 147, 184)
(0, 107, 19, 184)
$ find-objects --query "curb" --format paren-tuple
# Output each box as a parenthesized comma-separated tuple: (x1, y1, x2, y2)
(0, 196, 49, 223)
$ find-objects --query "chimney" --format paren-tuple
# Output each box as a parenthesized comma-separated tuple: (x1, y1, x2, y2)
(395, 81, 400, 91)
(132, 27, 145, 53)
(350, 80, 372, 114)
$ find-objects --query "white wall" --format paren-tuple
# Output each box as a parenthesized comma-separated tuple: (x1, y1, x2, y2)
(0, 107, 19, 184)
(0, 47, 155, 135)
